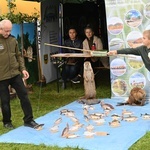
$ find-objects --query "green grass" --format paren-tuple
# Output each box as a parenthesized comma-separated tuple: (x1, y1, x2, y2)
(0, 69, 150, 150)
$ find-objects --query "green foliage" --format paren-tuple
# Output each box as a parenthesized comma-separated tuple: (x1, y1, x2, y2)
(0, 143, 83, 150)
(0, 0, 40, 23)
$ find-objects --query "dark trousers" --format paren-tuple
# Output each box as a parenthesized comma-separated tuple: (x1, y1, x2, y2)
(61, 58, 84, 81)
(0, 75, 33, 124)
(61, 64, 77, 81)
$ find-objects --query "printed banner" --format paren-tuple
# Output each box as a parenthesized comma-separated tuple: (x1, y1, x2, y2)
(105, 0, 150, 100)
(40, 0, 59, 83)
(12, 23, 38, 84)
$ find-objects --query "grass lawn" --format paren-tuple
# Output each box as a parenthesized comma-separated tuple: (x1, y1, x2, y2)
(0, 69, 150, 150)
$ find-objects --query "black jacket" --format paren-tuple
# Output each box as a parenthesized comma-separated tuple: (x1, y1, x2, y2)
(63, 38, 83, 64)
(63, 38, 83, 53)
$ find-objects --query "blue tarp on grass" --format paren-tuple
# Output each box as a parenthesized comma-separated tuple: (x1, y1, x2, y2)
(0, 98, 150, 150)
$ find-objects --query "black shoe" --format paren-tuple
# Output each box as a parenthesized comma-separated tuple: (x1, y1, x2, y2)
(71, 76, 81, 84)
(62, 82, 66, 89)
(4, 123, 14, 129)
(24, 120, 40, 128)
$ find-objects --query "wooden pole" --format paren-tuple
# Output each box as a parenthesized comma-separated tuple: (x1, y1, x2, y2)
(35, 20, 43, 81)
(45, 43, 136, 58)
(20, 23, 24, 56)
(44, 43, 91, 52)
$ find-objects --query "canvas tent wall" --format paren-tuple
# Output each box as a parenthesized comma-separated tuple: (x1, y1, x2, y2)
(36, 0, 107, 83)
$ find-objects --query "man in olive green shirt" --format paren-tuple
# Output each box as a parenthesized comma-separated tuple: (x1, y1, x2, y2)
(0, 19, 43, 129)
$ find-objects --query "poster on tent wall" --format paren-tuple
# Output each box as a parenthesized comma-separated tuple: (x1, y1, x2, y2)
(12, 23, 38, 84)
(105, 0, 150, 100)
(40, 0, 59, 83)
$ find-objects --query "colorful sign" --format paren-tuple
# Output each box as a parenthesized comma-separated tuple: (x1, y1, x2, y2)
(105, 0, 150, 100)
(40, 0, 59, 83)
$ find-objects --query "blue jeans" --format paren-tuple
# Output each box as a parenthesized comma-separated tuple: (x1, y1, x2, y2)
(0, 75, 33, 124)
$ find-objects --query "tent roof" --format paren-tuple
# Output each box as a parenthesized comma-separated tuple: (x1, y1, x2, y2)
(23, 0, 97, 3)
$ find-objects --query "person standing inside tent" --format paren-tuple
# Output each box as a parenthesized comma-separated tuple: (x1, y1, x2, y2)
(107, 30, 150, 72)
(71, 25, 109, 83)
(0, 19, 43, 129)
(61, 27, 83, 88)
